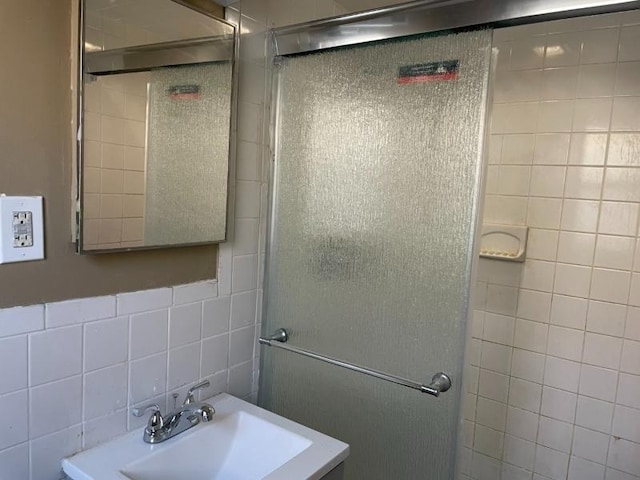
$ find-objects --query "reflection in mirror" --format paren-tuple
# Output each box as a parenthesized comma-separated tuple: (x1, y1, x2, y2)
(78, 0, 235, 252)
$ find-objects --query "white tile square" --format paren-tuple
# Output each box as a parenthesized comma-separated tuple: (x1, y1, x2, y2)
(30, 425, 82, 480)
(169, 302, 202, 348)
(565, 166, 604, 200)
(128, 352, 167, 404)
(228, 360, 253, 398)
(572, 425, 609, 464)
(235, 181, 261, 218)
(534, 444, 569, 480)
(0, 335, 27, 395)
(545, 32, 582, 67)
(534, 133, 570, 165)
(172, 281, 218, 305)
(0, 305, 44, 339)
(527, 228, 559, 261)
(521, 259, 556, 292)
(230, 290, 258, 330)
(542, 67, 579, 101)
(554, 263, 592, 297)
(611, 98, 640, 131)
(84, 316, 128, 372)
(541, 386, 577, 422)
(514, 318, 549, 353)
(581, 28, 619, 64)
(624, 308, 640, 341)
(203, 296, 230, 338)
(530, 166, 566, 197)
(577, 63, 617, 98)
(510, 37, 545, 70)
(583, 332, 623, 369)
(511, 348, 545, 383)
(616, 61, 640, 96)
(603, 168, 640, 202)
(594, 236, 635, 271)
(83, 363, 127, 420)
(616, 373, 640, 410)
(587, 300, 627, 337)
(474, 424, 505, 460)
(547, 325, 584, 361)
(231, 255, 259, 293)
(538, 416, 573, 453)
(579, 364, 618, 402)
(201, 334, 229, 377)
(608, 134, 640, 167)
(568, 133, 607, 166)
(607, 437, 640, 476)
(598, 202, 639, 236)
(83, 410, 127, 450)
(498, 165, 531, 195)
(612, 404, 640, 443)
(509, 378, 542, 413)
(550, 294, 588, 330)
(630, 273, 640, 307)
(229, 326, 256, 367)
(544, 356, 581, 392)
(478, 369, 510, 403)
(538, 100, 574, 133)
(575, 395, 614, 433)
(168, 343, 200, 391)
(557, 231, 596, 266)
(129, 309, 168, 360)
(590, 269, 631, 304)
(568, 456, 605, 480)
(573, 98, 613, 132)
(561, 199, 600, 232)
(117, 288, 172, 315)
(506, 406, 539, 442)
(620, 339, 640, 374)
(0, 390, 28, 450)
(29, 325, 82, 386)
(0, 443, 28, 480)
(517, 289, 552, 322)
(619, 25, 640, 61)
(45, 296, 116, 328)
(527, 197, 563, 229)
(29, 375, 82, 438)
(504, 435, 536, 471)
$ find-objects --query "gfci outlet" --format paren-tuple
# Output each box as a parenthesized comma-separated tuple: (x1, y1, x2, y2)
(0, 195, 45, 264)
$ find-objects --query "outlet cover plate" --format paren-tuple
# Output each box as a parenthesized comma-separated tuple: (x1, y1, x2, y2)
(0, 195, 45, 264)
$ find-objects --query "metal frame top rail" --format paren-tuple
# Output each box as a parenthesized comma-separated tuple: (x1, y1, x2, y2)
(272, 0, 640, 56)
(259, 329, 452, 397)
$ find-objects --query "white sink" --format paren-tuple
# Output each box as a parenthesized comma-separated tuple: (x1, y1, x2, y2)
(63, 394, 349, 480)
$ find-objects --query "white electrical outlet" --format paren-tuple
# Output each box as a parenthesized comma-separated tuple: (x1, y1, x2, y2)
(0, 195, 45, 264)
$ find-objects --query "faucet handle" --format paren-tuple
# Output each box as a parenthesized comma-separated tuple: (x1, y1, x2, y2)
(131, 403, 161, 417)
(131, 403, 164, 435)
(184, 380, 211, 405)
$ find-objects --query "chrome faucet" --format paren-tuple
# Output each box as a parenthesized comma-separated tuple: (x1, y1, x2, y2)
(131, 380, 215, 444)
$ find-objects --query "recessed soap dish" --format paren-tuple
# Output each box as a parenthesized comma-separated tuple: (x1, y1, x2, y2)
(479, 224, 528, 262)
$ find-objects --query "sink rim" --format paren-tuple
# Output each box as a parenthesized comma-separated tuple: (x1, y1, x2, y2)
(62, 393, 349, 480)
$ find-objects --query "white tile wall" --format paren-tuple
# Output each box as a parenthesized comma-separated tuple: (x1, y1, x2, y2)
(464, 10, 640, 480)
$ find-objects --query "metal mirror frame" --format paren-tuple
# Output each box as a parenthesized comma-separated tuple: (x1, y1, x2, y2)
(75, 0, 238, 254)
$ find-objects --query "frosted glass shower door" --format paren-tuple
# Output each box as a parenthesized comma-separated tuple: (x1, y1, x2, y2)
(260, 30, 492, 480)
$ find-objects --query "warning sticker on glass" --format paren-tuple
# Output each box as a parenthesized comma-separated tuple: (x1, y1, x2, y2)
(397, 60, 459, 85)
(167, 84, 200, 100)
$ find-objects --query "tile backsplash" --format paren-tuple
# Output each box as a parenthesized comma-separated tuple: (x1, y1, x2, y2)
(460, 10, 640, 480)
(0, 280, 259, 479)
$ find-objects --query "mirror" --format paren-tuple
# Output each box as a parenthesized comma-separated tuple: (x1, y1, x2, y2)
(77, 0, 235, 252)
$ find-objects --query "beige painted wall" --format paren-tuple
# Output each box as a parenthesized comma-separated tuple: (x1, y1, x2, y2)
(0, 0, 218, 309)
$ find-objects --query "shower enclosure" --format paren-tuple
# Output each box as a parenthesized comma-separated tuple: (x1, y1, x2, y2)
(258, 1, 640, 479)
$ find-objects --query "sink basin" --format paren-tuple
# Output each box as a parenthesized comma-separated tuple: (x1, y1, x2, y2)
(63, 393, 349, 480)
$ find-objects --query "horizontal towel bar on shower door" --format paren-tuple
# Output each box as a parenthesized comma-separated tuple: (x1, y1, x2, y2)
(259, 328, 452, 397)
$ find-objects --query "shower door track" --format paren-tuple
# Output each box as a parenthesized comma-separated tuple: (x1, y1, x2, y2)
(272, 0, 640, 56)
